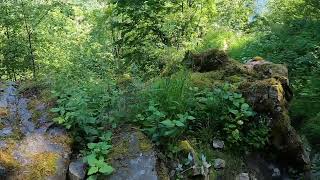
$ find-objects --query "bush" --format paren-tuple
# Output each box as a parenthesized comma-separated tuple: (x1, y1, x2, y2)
(302, 113, 320, 146)
(132, 71, 270, 150)
(50, 72, 121, 179)
(132, 70, 196, 143)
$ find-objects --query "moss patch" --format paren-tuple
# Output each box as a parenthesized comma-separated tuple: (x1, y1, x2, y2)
(0, 140, 19, 169)
(190, 59, 251, 89)
(109, 138, 129, 159)
(23, 152, 59, 180)
(0, 107, 8, 118)
(136, 131, 153, 153)
(49, 134, 72, 151)
(157, 161, 170, 180)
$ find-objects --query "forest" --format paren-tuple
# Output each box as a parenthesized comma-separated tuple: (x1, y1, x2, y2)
(0, 0, 319, 179)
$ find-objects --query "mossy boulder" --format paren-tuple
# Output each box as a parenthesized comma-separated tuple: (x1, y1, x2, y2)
(107, 127, 168, 180)
(186, 50, 310, 171)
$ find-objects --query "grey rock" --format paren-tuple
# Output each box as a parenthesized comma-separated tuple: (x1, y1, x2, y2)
(107, 128, 166, 180)
(272, 168, 281, 177)
(0, 127, 12, 137)
(69, 159, 87, 180)
(213, 158, 225, 169)
(236, 173, 250, 180)
(18, 98, 35, 135)
(0, 141, 7, 149)
(212, 140, 224, 149)
(0, 82, 71, 180)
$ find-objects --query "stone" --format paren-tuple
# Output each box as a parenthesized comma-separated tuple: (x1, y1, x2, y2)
(0, 82, 72, 180)
(272, 168, 281, 177)
(107, 127, 167, 180)
(68, 159, 87, 180)
(0, 127, 12, 137)
(188, 52, 311, 171)
(212, 140, 224, 149)
(236, 173, 250, 180)
(213, 159, 225, 169)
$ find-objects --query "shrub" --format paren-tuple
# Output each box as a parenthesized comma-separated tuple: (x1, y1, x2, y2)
(132, 71, 270, 150)
(302, 113, 320, 146)
(132, 70, 196, 143)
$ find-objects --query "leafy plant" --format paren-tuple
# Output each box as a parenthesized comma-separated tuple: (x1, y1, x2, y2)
(132, 71, 196, 143)
(50, 75, 121, 178)
(135, 102, 195, 143)
(85, 132, 114, 180)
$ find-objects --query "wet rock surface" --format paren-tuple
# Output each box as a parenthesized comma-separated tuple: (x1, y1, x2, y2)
(0, 82, 71, 179)
(107, 127, 165, 180)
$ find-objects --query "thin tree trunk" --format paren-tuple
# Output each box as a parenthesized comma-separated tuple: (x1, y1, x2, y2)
(21, 2, 36, 79)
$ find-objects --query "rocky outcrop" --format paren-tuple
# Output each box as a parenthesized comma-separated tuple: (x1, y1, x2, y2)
(187, 49, 310, 172)
(0, 82, 71, 179)
(106, 127, 168, 180)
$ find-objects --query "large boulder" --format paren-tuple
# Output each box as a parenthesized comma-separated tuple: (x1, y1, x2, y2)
(106, 127, 168, 180)
(187, 50, 310, 171)
(0, 82, 71, 179)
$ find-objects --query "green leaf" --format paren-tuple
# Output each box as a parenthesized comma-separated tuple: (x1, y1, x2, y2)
(87, 175, 97, 180)
(187, 116, 196, 120)
(229, 109, 239, 115)
(160, 119, 175, 128)
(88, 143, 96, 150)
(87, 154, 97, 167)
(241, 103, 250, 110)
(88, 166, 99, 175)
(99, 164, 114, 174)
(53, 117, 65, 124)
(50, 107, 61, 113)
(233, 101, 240, 107)
(174, 120, 184, 127)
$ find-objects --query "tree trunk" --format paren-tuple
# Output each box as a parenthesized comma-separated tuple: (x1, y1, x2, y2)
(21, 2, 36, 79)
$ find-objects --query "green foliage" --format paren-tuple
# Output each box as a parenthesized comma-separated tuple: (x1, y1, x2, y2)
(51, 74, 120, 142)
(2, 0, 319, 177)
(192, 84, 269, 149)
(85, 132, 114, 180)
(50, 72, 120, 178)
(109, 0, 217, 77)
(302, 113, 320, 146)
(132, 71, 269, 150)
(197, 0, 320, 146)
(133, 71, 196, 143)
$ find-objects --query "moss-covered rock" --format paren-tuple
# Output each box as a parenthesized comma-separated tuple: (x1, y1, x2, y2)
(186, 50, 310, 171)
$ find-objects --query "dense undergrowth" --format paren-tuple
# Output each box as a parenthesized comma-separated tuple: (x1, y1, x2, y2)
(1, 0, 319, 178)
(46, 67, 271, 178)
